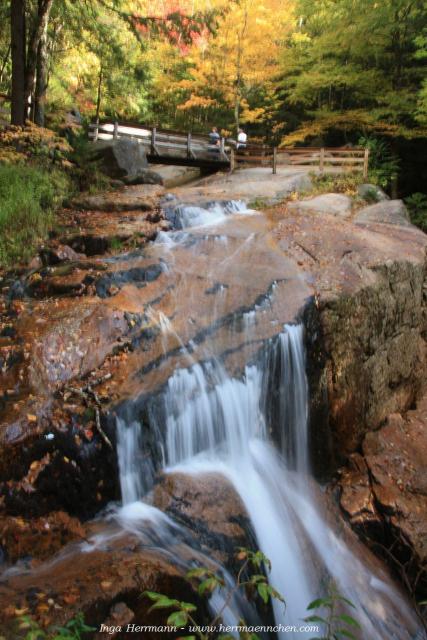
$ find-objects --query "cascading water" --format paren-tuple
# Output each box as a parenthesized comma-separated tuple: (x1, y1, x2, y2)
(115, 203, 424, 639)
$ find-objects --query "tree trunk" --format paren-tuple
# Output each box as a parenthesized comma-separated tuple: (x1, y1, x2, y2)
(24, 0, 54, 121)
(95, 63, 103, 123)
(34, 20, 49, 126)
(11, 0, 26, 125)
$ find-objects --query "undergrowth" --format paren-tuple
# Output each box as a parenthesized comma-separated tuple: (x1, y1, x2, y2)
(0, 165, 72, 268)
(307, 172, 365, 197)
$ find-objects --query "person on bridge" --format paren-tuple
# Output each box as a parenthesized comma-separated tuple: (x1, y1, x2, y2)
(208, 126, 221, 152)
(237, 128, 247, 151)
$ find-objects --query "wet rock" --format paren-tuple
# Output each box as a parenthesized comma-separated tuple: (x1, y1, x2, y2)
(355, 199, 411, 226)
(357, 183, 389, 202)
(95, 264, 163, 298)
(0, 511, 86, 562)
(287, 193, 353, 218)
(152, 472, 256, 569)
(27, 302, 130, 390)
(0, 531, 193, 638)
(339, 395, 427, 601)
(91, 139, 148, 179)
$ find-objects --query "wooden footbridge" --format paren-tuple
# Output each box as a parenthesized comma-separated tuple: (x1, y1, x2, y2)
(89, 120, 369, 177)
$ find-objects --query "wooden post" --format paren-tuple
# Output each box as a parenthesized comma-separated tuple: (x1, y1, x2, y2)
(151, 127, 157, 154)
(187, 132, 192, 158)
(220, 136, 225, 156)
(230, 148, 235, 173)
(113, 120, 119, 140)
(272, 147, 277, 174)
(363, 147, 369, 179)
(319, 147, 325, 174)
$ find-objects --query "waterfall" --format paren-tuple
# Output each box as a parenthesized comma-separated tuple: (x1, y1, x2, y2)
(116, 322, 422, 639)
(164, 199, 253, 230)
(115, 203, 423, 639)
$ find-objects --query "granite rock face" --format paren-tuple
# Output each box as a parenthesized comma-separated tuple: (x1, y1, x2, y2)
(152, 472, 256, 569)
(91, 138, 148, 179)
(355, 199, 411, 226)
(339, 395, 427, 601)
(319, 259, 427, 461)
(287, 193, 353, 218)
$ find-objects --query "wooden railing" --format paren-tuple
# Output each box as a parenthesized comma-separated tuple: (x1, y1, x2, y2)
(279, 146, 369, 178)
(89, 121, 369, 177)
(89, 121, 230, 163)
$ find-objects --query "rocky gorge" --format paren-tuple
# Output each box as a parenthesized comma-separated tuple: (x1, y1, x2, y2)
(0, 164, 426, 639)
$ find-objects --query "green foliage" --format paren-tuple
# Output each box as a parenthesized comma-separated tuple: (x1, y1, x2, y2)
(142, 547, 285, 640)
(359, 136, 399, 190)
(18, 613, 95, 640)
(405, 192, 427, 232)
(304, 590, 361, 640)
(0, 165, 71, 267)
(68, 134, 111, 194)
(278, 0, 427, 133)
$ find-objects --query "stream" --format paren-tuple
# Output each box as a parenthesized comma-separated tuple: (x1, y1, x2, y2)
(3, 199, 425, 639)
(111, 200, 422, 638)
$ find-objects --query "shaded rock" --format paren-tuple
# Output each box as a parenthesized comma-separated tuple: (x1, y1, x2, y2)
(0, 511, 86, 562)
(123, 169, 163, 186)
(339, 395, 427, 601)
(96, 602, 135, 639)
(357, 183, 389, 202)
(355, 199, 411, 226)
(71, 184, 164, 213)
(40, 245, 85, 266)
(91, 139, 148, 179)
(287, 193, 352, 218)
(0, 531, 194, 638)
(152, 472, 256, 569)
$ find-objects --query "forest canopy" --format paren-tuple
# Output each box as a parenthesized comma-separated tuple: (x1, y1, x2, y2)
(1, 0, 426, 143)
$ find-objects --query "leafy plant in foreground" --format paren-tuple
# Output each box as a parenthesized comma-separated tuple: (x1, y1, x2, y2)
(304, 590, 361, 640)
(18, 613, 95, 640)
(142, 548, 285, 640)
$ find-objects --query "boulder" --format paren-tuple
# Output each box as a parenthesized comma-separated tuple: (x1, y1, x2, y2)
(357, 183, 389, 202)
(355, 199, 411, 226)
(287, 193, 352, 218)
(152, 472, 256, 569)
(91, 139, 148, 179)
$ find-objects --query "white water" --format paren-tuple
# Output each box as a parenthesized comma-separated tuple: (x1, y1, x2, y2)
(115, 205, 424, 639)
(165, 199, 254, 230)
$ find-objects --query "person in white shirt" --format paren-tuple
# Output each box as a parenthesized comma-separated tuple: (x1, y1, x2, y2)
(237, 128, 247, 150)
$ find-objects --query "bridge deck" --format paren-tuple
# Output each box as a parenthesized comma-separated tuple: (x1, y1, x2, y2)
(89, 121, 369, 176)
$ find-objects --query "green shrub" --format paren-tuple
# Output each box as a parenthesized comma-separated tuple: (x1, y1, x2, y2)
(68, 134, 111, 194)
(405, 192, 427, 232)
(0, 164, 71, 268)
(308, 172, 364, 197)
(358, 136, 399, 190)
(18, 613, 95, 639)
